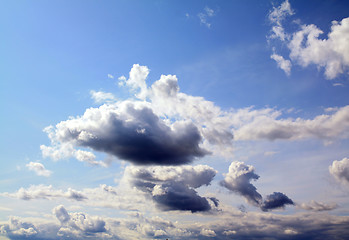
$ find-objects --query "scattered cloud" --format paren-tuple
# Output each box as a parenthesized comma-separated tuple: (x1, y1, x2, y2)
(107, 74, 114, 79)
(1, 185, 87, 201)
(270, 51, 292, 75)
(268, 0, 349, 79)
(90, 90, 117, 104)
(299, 200, 338, 212)
(198, 7, 215, 28)
(329, 157, 349, 185)
(26, 161, 52, 177)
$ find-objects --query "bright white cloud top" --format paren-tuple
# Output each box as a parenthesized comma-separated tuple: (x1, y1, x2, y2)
(1, 1, 349, 240)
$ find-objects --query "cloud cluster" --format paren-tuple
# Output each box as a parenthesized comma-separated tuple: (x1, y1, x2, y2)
(269, 0, 349, 79)
(198, 7, 215, 28)
(329, 157, 349, 185)
(125, 165, 217, 212)
(220, 161, 294, 211)
(53, 205, 108, 238)
(26, 161, 52, 177)
(41, 64, 349, 166)
(2, 206, 349, 240)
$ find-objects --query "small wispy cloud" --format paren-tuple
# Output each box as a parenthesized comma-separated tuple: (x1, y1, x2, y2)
(198, 7, 215, 28)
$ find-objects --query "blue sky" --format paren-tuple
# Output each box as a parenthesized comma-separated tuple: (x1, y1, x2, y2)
(1, 0, 349, 239)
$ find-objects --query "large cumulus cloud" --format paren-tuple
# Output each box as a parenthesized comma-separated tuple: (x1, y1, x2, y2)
(125, 165, 217, 212)
(41, 101, 208, 165)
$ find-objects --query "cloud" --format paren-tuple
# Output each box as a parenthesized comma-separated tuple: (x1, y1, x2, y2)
(220, 161, 262, 206)
(268, 1, 349, 79)
(299, 200, 338, 212)
(198, 7, 215, 28)
(234, 105, 349, 141)
(329, 157, 349, 185)
(41, 64, 349, 167)
(53, 205, 107, 238)
(1, 185, 87, 201)
(26, 162, 52, 177)
(270, 52, 292, 75)
(260, 192, 294, 211)
(268, 0, 294, 41)
(2, 208, 349, 240)
(118, 64, 149, 100)
(220, 161, 294, 211)
(41, 101, 208, 166)
(90, 90, 117, 104)
(126, 165, 217, 212)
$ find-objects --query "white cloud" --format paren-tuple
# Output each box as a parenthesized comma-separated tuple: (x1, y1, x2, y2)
(26, 162, 52, 177)
(329, 157, 349, 185)
(1, 185, 87, 201)
(268, 0, 294, 41)
(90, 90, 117, 104)
(289, 18, 349, 79)
(299, 200, 338, 212)
(270, 52, 292, 75)
(268, 1, 349, 79)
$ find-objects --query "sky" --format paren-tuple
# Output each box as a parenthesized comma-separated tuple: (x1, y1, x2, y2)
(1, 0, 349, 239)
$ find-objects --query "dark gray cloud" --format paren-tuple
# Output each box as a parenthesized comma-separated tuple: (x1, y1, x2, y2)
(42, 102, 209, 165)
(220, 161, 294, 212)
(260, 192, 294, 211)
(219, 161, 262, 206)
(126, 165, 217, 212)
(152, 182, 211, 212)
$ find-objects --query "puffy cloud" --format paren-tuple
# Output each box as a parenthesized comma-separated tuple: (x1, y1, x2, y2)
(329, 157, 349, 184)
(260, 192, 294, 212)
(200, 228, 216, 237)
(221, 162, 294, 211)
(41, 101, 208, 166)
(268, 1, 349, 79)
(26, 161, 52, 177)
(90, 90, 117, 104)
(126, 165, 217, 212)
(220, 161, 262, 206)
(289, 18, 349, 79)
(299, 200, 338, 212)
(53, 205, 107, 238)
(270, 52, 292, 75)
(1, 185, 87, 201)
